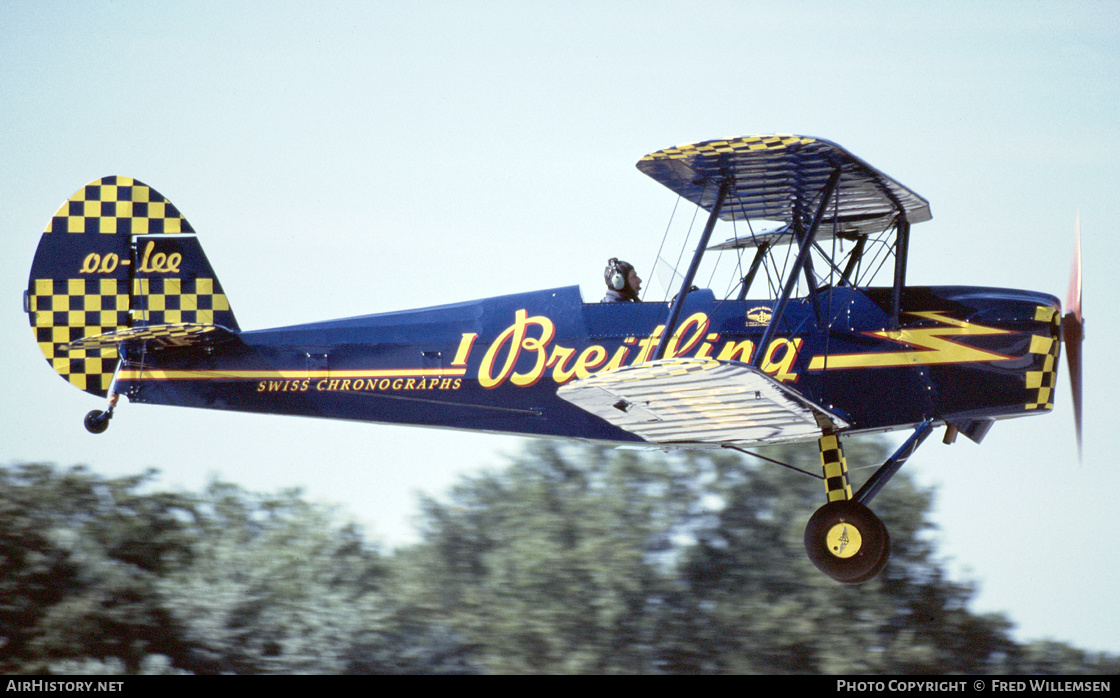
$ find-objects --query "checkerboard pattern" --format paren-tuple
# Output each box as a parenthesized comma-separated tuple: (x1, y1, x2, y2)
(131, 276, 231, 326)
(819, 433, 853, 503)
(28, 277, 130, 396)
(45, 175, 194, 235)
(1026, 306, 1062, 411)
(67, 323, 219, 351)
(640, 135, 816, 163)
(27, 175, 227, 397)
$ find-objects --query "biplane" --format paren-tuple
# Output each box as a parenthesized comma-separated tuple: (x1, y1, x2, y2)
(25, 135, 1083, 583)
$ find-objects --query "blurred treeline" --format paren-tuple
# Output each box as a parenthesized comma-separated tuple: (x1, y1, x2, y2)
(2, 439, 1116, 674)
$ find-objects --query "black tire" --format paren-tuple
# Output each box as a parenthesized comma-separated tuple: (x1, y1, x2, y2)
(84, 410, 110, 434)
(804, 500, 890, 584)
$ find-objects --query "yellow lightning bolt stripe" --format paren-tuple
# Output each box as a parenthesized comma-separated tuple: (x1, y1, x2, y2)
(808, 311, 1012, 370)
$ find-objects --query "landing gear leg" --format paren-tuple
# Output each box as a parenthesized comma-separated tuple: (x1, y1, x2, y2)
(804, 421, 936, 583)
(804, 433, 890, 583)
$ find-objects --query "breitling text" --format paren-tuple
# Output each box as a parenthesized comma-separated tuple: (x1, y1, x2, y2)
(475, 309, 802, 389)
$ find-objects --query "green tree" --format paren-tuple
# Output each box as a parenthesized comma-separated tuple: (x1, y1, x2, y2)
(0, 464, 475, 674)
(401, 442, 690, 672)
(3, 446, 1116, 675)
(401, 441, 1119, 674)
(0, 464, 194, 673)
(153, 481, 387, 673)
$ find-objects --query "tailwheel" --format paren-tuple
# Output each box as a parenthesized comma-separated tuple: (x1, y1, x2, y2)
(84, 389, 119, 435)
(83, 409, 112, 434)
(804, 500, 890, 584)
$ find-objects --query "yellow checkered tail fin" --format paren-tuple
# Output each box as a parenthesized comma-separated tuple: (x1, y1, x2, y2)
(25, 176, 239, 397)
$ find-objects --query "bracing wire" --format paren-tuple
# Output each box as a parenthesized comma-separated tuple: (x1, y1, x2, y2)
(858, 227, 897, 287)
(645, 195, 682, 303)
(658, 199, 702, 303)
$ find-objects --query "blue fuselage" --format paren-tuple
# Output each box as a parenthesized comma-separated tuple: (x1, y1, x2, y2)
(118, 284, 1061, 445)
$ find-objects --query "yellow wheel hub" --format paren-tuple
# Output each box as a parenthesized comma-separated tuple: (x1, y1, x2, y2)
(825, 523, 862, 558)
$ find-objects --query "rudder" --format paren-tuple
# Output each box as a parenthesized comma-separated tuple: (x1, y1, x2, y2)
(25, 176, 238, 397)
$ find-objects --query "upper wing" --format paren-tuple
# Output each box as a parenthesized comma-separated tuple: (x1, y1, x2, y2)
(556, 358, 848, 447)
(636, 135, 930, 240)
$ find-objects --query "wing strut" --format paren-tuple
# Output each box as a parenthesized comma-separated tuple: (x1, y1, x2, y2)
(752, 167, 842, 370)
(736, 241, 771, 300)
(838, 235, 867, 287)
(853, 419, 934, 505)
(889, 220, 911, 330)
(652, 177, 732, 361)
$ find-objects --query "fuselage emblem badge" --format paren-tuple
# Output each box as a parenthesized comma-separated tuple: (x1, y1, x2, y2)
(746, 306, 772, 327)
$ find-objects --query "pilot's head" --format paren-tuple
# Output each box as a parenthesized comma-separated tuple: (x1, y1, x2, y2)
(604, 258, 641, 301)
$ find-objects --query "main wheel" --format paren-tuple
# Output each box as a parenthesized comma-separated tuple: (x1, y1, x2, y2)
(84, 410, 111, 434)
(804, 500, 890, 584)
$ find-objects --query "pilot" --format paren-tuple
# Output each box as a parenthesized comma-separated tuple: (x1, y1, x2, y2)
(602, 257, 642, 302)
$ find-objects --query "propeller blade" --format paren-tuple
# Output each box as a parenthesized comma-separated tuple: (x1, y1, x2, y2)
(1066, 213, 1082, 323)
(1062, 214, 1084, 459)
(1063, 312, 1084, 459)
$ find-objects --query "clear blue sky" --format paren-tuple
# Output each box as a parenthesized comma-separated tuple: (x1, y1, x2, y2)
(2, 1, 1118, 654)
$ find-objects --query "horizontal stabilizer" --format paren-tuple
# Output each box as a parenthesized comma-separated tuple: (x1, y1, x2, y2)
(557, 358, 848, 446)
(64, 323, 238, 351)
